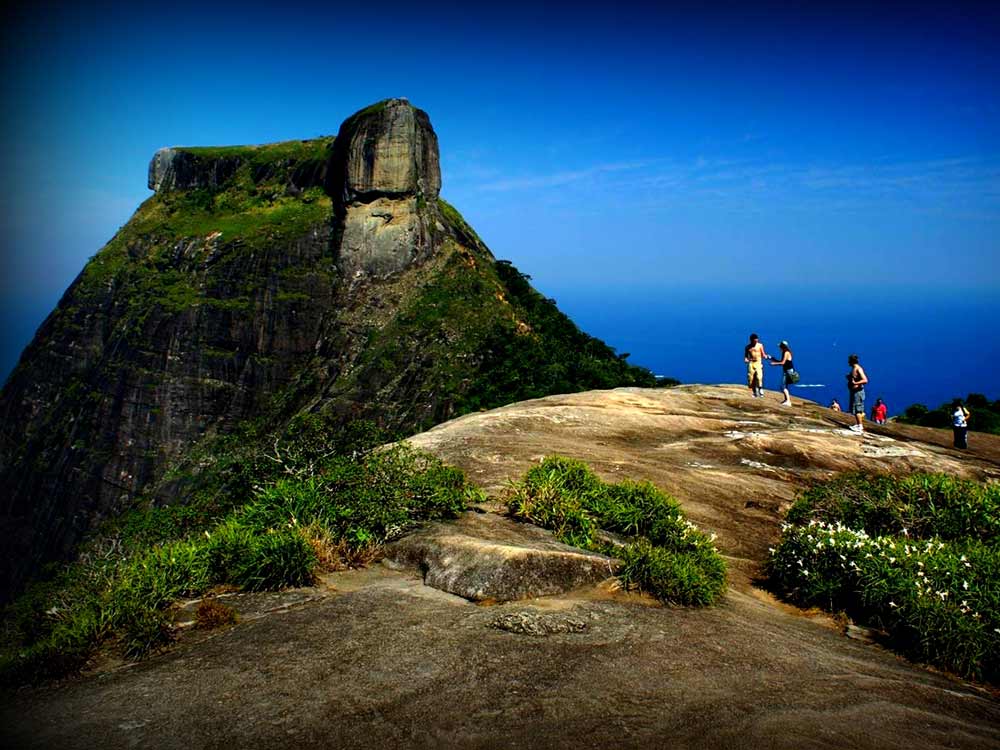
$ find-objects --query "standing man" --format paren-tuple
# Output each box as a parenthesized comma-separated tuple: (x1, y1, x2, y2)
(846, 354, 868, 433)
(744, 333, 768, 399)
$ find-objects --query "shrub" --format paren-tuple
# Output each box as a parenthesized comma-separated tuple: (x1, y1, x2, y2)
(619, 539, 728, 606)
(768, 472, 1000, 682)
(506, 456, 726, 605)
(785, 472, 1000, 542)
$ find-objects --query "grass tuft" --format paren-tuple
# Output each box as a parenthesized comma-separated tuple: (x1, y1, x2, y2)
(506, 456, 726, 605)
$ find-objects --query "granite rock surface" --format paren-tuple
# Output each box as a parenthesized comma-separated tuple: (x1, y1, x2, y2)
(3, 386, 999, 749)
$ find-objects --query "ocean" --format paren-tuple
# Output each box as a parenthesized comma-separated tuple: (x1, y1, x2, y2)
(552, 286, 1000, 417)
(3, 287, 997, 418)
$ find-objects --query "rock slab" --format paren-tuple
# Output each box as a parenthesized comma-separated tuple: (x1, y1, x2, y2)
(386, 511, 619, 601)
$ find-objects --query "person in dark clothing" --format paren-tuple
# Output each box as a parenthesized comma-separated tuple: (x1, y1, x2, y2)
(768, 340, 795, 406)
(952, 399, 970, 449)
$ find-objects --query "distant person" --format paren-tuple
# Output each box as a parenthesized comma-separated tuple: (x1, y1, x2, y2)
(744, 333, 768, 399)
(768, 340, 795, 406)
(830, 399, 842, 412)
(846, 354, 868, 433)
(872, 398, 888, 425)
(952, 399, 970, 449)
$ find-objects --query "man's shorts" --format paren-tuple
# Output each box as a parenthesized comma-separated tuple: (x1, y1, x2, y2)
(850, 388, 866, 415)
(747, 361, 763, 387)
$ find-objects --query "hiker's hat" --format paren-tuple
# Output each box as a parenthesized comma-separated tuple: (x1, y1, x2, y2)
(779, 340, 789, 347)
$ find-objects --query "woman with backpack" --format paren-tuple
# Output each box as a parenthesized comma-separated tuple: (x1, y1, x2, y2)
(769, 340, 797, 407)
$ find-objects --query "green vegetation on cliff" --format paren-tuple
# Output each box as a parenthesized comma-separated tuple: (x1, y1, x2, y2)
(506, 456, 726, 605)
(767, 472, 1000, 682)
(341, 199, 658, 431)
(177, 135, 334, 165)
(0, 417, 480, 685)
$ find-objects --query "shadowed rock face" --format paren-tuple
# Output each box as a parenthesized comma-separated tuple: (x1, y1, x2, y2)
(148, 148, 242, 192)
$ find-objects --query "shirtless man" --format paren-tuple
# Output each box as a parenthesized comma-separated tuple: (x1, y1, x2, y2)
(744, 333, 768, 398)
(846, 354, 869, 432)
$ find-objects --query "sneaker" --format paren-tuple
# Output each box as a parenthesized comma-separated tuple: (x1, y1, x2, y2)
(849, 424, 864, 433)
(780, 400, 792, 407)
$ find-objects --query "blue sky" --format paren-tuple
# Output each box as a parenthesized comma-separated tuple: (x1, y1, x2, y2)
(2, 0, 998, 381)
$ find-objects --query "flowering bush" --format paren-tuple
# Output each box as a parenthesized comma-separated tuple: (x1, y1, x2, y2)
(768, 472, 1000, 682)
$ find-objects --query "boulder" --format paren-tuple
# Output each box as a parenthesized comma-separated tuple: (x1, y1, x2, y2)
(327, 98, 441, 204)
(386, 511, 619, 601)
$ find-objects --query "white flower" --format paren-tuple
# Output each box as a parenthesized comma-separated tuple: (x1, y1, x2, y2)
(889, 601, 898, 608)
(963, 580, 969, 590)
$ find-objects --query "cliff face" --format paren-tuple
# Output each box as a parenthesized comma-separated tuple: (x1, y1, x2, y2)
(0, 98, 654, 600)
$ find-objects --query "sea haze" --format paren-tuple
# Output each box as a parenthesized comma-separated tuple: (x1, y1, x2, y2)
(553, 286, 1000, 417)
